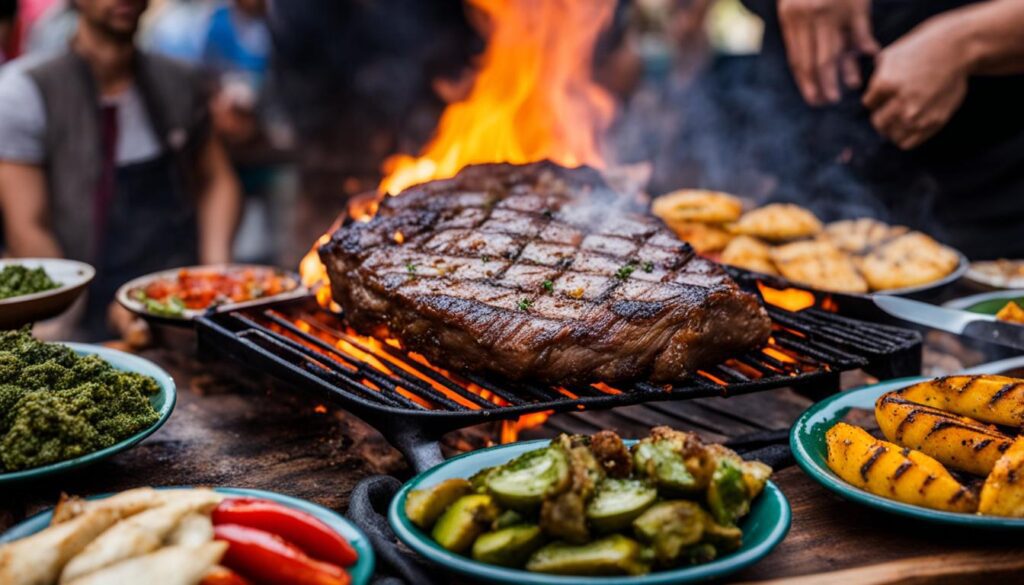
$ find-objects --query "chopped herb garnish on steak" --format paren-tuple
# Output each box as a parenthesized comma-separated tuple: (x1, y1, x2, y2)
(542, 280, 554, 292)
(405, 262, 417, 276)
(642, 261, 654, 273)
(615, 264, 637, 280)
(482, 255, 491, 263)
(517, 298, 533, 311)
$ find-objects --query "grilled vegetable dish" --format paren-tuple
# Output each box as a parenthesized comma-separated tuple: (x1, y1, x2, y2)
(0, 487, 358, 585)
(652, 195, 960, 293)
(0, 329, 160, 472)
(405, 427, 771, 576)
(131, 267, 298, 317)
(825, 375, 1024, 517)
(0, 264, 59, 299)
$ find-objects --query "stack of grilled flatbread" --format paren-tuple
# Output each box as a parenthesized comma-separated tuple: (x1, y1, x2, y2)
(653, 191, 959, 294)
(0, 488, 227, 585)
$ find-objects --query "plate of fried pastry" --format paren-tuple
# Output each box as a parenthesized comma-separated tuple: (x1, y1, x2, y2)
(652, 190, 966, 295)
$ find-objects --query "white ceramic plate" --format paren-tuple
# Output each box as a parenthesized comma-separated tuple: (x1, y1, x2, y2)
(0, 258, 94, 329)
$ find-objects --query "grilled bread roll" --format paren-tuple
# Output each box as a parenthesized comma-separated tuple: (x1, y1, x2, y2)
(720, 235, 777, 276)
(729, 203, 822, 242)
(824, 218, 907, 255)
(663, 221, 734, 254)
(895, 376, 1024, 428)
(652, 190, 743, 224)
(859, 232, 959, 291)
(769, 240, 868, 293)
(875, 393, 1013, 476)
(826, 422, 977, 513)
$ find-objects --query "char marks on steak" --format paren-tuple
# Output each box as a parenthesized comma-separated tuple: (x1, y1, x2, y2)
(320, 161, 771, 385)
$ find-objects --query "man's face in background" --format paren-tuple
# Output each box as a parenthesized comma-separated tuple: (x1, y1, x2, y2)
(75, 0, 148, 41)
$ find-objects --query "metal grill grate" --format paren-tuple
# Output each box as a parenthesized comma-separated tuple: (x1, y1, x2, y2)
(196, 297, 921, 437)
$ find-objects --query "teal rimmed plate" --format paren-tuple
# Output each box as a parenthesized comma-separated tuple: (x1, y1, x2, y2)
(0, 487, 375, 585)
(0, 343, 175, 484)
(389, 440, 790, 585)
(791, 377, 1024, 529)
(944, 289, 1024, 315)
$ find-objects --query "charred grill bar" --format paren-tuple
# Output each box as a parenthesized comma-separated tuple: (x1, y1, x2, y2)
(196, 295, 921, 472)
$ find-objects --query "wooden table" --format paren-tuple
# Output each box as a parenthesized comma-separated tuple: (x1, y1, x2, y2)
(2, 338, 1023, 584)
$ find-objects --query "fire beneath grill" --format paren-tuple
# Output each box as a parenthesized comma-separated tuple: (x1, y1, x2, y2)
(196, 295, 921, 455)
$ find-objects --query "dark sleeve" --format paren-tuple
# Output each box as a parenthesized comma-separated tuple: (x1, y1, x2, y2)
(741, 0, 776, 21)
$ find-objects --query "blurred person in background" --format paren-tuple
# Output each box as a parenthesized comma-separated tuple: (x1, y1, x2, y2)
(612, 0, 781, 198)
(0, 0, 241, 339)
(200, 0, 295, 265)
(0, 0, 16, 63)
(267, 0, 480, 266)
(743, 0, 1024, 259)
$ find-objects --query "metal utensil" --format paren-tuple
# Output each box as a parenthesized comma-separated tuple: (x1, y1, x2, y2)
(874, 295, 1024, 351)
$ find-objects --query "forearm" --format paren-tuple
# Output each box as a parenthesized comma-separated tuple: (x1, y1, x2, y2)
(0, 162, 63, 258)
(195, 134, 242, 265)
(944, 0, 1024, 76)
(4, 224, 62, 258)
(197, 173, 241, 265)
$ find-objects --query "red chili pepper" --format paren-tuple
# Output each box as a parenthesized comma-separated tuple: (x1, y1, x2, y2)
(214, 524, 350, 585)
(212, 498, 358, 567)
(200, 566, 252, 585)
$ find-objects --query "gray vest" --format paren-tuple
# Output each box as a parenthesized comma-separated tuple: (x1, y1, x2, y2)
(25, 50, 209, 263)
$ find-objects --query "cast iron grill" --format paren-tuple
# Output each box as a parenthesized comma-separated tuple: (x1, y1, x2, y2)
(196, 296, 920, 470)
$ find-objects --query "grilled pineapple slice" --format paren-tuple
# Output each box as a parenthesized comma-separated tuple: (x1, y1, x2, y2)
(875, 393, 1013, 476)
(825, 423, 977, 513)
(979, 436, 1024, 517)
(895, 376, 1024, 427)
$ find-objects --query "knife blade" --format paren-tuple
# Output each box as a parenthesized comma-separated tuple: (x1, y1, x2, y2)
(874, 295, 1024, 351)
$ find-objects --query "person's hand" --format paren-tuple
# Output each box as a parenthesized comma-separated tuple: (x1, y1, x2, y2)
(210, 89, 258, 146)
(862, 17, 970, 150)
(778, 0, 879, 105)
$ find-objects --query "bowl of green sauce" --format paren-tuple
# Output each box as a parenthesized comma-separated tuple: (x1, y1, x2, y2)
(0, 330, 175, 484)
(0, 258, 95, 329)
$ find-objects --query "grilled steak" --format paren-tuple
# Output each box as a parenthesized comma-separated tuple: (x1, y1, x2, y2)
(320, 161, 771, 385)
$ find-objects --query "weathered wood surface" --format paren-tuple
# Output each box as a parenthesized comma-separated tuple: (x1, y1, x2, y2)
(1, 340, 1022, 583)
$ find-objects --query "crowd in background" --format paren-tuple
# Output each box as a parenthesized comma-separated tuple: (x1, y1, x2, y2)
(0, 0, 758, 263)
(2, 0, 1021, 341)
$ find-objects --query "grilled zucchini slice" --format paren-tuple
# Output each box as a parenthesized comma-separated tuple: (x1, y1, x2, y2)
(472, 524, 546, 567)
(526, 534, 652, 576)
(875, 392, 1012, 476)
(486, 446, 570, 511)
(825, 422, 977, 513)
(405, 478, 474, 530)
(895, 375, 1024, 427)
(431, 494, 501, 553)
(586, 478, 657, 533)
(632, 501, 705, 565)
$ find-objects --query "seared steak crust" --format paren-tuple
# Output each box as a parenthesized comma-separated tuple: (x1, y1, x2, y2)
(320, 161, 771, 385)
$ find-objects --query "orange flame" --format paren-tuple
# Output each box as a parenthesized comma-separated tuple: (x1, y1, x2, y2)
(757, 282, 816, 312)
(501, 411, 554, 444)
(300, 0, 618, 301)
(379, 0, 616, 195)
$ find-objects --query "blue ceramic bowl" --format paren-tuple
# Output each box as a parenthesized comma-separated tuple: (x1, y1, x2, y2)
(0, 487, 375, 585)
(791, 377, 1024, 529)
(389, 440, 791, 585)
(0, 343, 175, 484)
